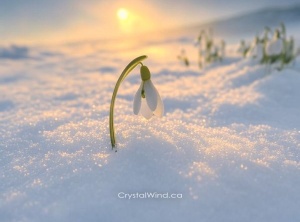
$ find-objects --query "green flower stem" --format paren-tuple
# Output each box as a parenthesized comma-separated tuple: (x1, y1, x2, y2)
(109, 55, 148, 149)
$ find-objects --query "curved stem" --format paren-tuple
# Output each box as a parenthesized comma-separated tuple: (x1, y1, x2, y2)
(109, 55, 148, 149)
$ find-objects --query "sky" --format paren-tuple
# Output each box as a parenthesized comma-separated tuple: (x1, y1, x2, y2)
(0, 0, 300, 44)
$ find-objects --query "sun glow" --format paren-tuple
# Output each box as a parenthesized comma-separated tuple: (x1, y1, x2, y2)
(117, 8, 129, 21)
(114, 3, 160, 36)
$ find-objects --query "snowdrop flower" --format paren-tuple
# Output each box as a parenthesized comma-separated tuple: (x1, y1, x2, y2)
(133, 65, 164, 119)
(109, 55, 164, 149)
(177, 49, 189, 67)
(238, 40, 249, 57)
(249, 37, 263, 60)
(266, 30, 283, 56)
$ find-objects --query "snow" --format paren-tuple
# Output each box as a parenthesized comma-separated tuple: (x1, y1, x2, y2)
(1, 12, 300, 222)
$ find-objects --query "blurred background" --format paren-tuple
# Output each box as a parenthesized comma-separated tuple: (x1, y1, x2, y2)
(1, 0, 300, 45)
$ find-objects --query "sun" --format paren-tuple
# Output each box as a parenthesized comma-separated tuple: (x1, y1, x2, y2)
(117, 8, 129, 21)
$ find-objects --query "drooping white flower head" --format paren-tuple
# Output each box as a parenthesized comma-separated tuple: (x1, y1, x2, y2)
(266, 29, 283, 56)
(133, 65, 164, 119)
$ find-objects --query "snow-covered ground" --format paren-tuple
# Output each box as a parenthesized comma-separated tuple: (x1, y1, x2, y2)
(1, 10, 300, 222)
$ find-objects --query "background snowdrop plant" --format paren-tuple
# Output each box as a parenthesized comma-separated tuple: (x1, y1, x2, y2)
(178, 29, 226, 69)
(177, 49, 190, 67)
(179, 24, 297, 73)
(195, 29, 226, 68)
(248, 37, 264, 61)
(241, 23, 299, 71)
(109, 55, 164, 150)
(238, 40, 251, 58)
(265, 29, 284, 64)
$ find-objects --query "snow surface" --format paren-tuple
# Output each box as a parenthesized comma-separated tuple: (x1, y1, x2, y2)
(1, 18, 300, 222)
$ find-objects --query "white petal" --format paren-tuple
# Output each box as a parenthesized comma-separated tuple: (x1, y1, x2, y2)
(133, 83, 143, 115)
(139, 98, 153, 120)
(154, 90, 164, 118)
(144, 80, 158, 111)
(267, 39, 283, 55)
